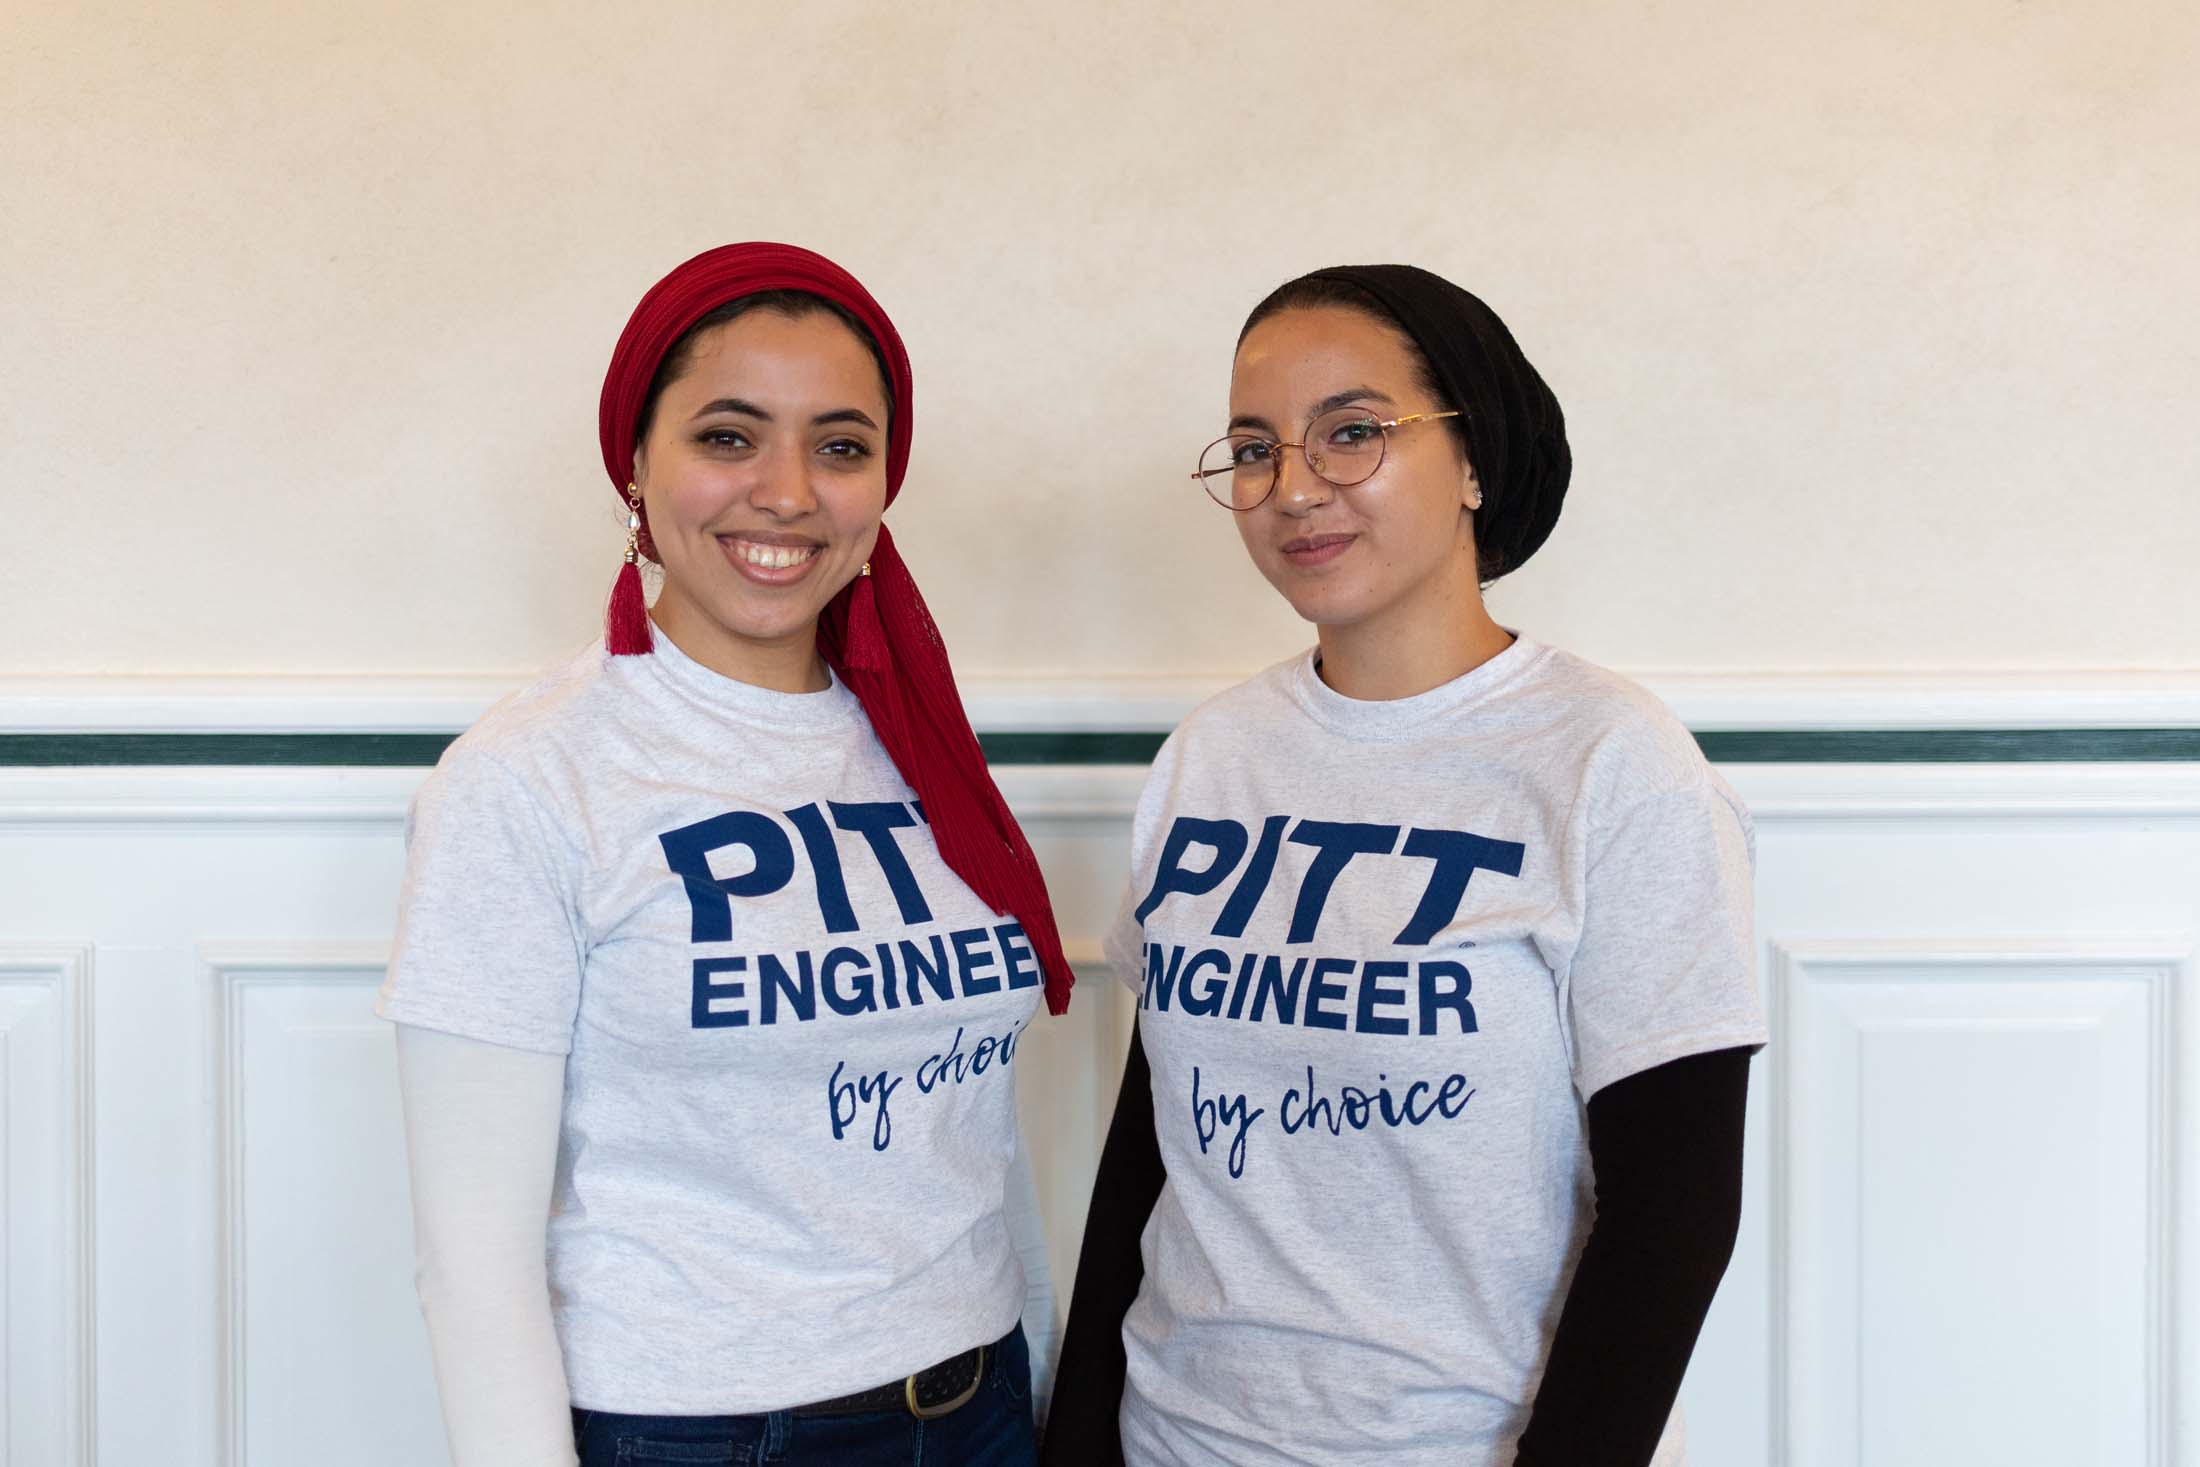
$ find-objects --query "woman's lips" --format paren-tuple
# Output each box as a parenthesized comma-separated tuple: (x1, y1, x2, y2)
(1281, 531, 1356, 568)
(718, 534, 823, 585)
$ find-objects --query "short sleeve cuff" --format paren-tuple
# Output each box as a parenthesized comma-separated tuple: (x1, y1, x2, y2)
(376, 990, 575, 1056)
(1575, 1020, 1769, 1101)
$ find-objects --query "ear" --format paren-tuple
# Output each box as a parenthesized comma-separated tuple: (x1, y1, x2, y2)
(1461, 463, 1483, 513)
(630, 441, 650, 489)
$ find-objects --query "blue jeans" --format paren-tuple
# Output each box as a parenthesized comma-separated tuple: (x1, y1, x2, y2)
(572, 1322, 1036, 1466)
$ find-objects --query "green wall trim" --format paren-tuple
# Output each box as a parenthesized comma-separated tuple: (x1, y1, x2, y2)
(1692, 729, 2200, 763)
(0, 733, 459, 767)
(3, 728, 2199, 768)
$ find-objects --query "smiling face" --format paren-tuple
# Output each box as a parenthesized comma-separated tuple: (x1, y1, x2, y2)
(1227, 305, 1481, 636)
(631, 306, 892, 688)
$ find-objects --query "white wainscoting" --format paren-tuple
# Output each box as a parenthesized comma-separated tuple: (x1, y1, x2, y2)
(0, 940, 94, 1467)
(1, 749, 2197, 1465)
(1771, 938, 2185, 1467)
(208, 942, 449, 1467)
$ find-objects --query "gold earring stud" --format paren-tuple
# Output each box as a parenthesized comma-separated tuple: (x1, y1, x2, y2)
(860, 561, 872, 577)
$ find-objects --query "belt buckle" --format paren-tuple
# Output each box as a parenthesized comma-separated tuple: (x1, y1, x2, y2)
(905, 1344, 985, 1420)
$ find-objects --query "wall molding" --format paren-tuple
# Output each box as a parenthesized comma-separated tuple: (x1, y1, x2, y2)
(1768, 937, 2193, 1467)
(0, 941, 97, 1467)
(11, 727, 2200, 767)
(0, 768, 427, 828)
(1719, 762, 2200, 818)
(6, 764, 2200, 835)
(7, 671, 2200, 769)
(205, 940, 394, 1467)
(5, 668, 2200, 736)
(0, 766, 1159, 829)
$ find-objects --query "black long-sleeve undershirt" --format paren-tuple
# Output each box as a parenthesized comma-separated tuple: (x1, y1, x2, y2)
(1044, 1028, 1166, 1462)
(1041, 1030, 1752, 1467)
(1511, 1043, 1751, 1465)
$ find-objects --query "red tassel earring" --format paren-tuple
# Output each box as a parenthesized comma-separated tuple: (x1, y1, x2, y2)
(605, 482, 653, 655)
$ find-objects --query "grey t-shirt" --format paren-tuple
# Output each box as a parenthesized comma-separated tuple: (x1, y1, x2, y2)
(378, 635, 1041, 1414)
(1108, 632, 1766, 1466)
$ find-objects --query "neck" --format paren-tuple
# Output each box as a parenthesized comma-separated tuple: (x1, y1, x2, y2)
(1314, 557, 1514, 702)
(648, 599, 831, 695)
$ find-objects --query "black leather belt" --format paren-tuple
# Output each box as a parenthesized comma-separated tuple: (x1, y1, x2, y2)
(791, 1343, 988, 1420)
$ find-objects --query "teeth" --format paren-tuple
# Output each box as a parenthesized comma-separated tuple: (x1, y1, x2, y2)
(733, 541, 818, 570)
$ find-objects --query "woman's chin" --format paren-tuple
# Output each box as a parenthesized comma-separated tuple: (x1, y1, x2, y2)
(1275, 582, 1374, 630)
(717, 603, 823, 648)
(661, 590, 824, 653)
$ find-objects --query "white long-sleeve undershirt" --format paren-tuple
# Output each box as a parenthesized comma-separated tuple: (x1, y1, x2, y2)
(395, 1024, 579, 1467)
(393, 1023, 1057, 1467)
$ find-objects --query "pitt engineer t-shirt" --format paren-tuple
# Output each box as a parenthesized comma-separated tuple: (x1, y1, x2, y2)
(1109, 632, 1766, 1466)
(378, 635, 1041, 1415)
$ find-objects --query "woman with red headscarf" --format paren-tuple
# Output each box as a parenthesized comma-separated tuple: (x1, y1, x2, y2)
(378, 243, 1073, 1467)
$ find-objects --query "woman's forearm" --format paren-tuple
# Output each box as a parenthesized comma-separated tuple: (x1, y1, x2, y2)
(1512, 1046, 1753, 1467)
(1041, 1026, 1165, 1466)
(1007, 1120, 1061, 1416)
(395, 1024, 579, 1467)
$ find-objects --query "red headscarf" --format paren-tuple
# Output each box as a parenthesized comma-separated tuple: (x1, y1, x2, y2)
(597, 242, 1074, 1014)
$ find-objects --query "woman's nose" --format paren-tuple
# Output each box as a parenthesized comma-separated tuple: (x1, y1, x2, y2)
(747, 447, 819, 518)
(1270, 447, 1331, 515)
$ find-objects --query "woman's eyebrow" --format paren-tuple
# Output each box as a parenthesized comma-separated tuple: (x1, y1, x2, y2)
(1308, 386, 1394, 418)
(687, 399, 879, 430)
(1229, 387, 1397, 436)
(690, 397, 771, 421)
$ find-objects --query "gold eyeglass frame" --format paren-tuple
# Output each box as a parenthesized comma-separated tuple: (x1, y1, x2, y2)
(1192, 409, 1463, 511)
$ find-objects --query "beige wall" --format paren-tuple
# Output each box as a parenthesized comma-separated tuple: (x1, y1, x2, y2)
(7, 0, 2195, 680)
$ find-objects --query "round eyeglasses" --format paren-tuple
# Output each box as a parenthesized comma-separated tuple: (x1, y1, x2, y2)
(1193, 407, 1462, 511)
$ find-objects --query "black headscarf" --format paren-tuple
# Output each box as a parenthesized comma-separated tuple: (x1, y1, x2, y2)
(1298, 264, 1571, 582)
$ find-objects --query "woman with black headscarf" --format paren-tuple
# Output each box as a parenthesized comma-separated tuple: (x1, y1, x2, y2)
(1042, 266, 1765, 1467)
